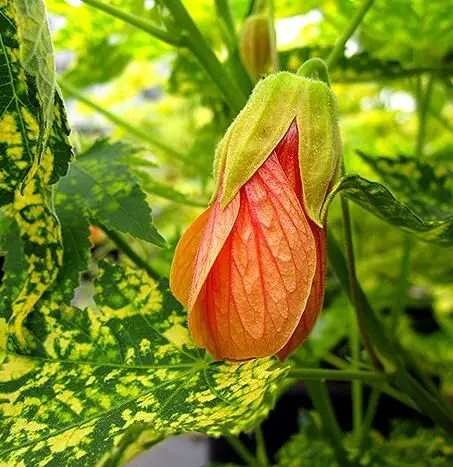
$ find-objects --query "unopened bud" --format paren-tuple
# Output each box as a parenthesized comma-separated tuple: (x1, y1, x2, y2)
(239, 14, 271, 80)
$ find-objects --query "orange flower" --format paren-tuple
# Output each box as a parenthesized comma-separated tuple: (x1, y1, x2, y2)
(171, 73, 341, 360)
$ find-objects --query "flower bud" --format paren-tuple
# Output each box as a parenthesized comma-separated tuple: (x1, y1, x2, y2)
(239, 14, 271, 80)
(170, 72, 341, 361)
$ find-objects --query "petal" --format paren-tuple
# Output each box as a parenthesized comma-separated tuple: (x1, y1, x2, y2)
(188, 192, 241, 311)
(189, 153, 317, 360)
(170, 208, 212, 308)
(275, 119, 302, 202)
(277, 222, 327, 360)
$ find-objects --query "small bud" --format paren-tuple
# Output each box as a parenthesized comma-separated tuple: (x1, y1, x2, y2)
(239, 14, 271, 80)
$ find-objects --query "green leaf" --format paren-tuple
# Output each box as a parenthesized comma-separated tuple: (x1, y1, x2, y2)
(0, 262, 287, 466)
(326, 175, 453, 246)
(58, 139, 165, 247)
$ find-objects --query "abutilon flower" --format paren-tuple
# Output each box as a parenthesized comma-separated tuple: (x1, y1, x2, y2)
(171, 72, 341, 361)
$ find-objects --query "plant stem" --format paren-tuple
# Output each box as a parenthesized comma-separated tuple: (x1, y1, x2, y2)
(163, 0, 248, 113)
(215, 0, 253, 97)
(340, 197, 381, 371)
(392, 73, 433, 335)
(224, 433, 257, 466)
(255, 425, 269, 466)
(349, 300, 362, 444)
(358, 387, 381, 456)
(214, 0, 237, 41)
(323, 353, 417, 410)
(305, 381, 349, 466)
(59, 80, 205, 171)
(326, 0, 374, 69)
(99, 223, 161, 281)
(415, 74, 435, 159)
(289, 368, 386, 383)
(79, 0, 182, 46)
(391, 234, 412, 337)
(268, 0, 279, 72)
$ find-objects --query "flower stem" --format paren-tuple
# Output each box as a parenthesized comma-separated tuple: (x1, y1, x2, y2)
(163, 0, 248, 113)
(99, 223, 161, 281)
(326, 0, 374, 69)
(305, 381, 349, 466)
(224, 433, 257, 466)
(58, 80, 206, 172)
(79, 0, 182, 46)
(289, 368, 386, 383)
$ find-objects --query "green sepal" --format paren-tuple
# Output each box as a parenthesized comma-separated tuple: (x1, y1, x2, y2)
(213, 72, 341, 226)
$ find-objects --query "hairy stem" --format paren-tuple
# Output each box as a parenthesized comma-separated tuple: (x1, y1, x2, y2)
(326, 0, 374, 69)
(79, 0, 182, 45)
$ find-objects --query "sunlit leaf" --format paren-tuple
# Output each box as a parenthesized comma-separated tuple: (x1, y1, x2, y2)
(0, 262, 287, 466)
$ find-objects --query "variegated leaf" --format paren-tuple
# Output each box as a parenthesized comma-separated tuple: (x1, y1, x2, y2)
(326, 175, 453, 246)
(0, 262, 287, 466)
(0, 0, 73, 347)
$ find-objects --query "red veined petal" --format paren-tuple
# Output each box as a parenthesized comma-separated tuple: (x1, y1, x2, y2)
(189, 152, 317, 360)
(274, 119, 302, 202)
(170, 207, 212, 308)
(277, 222, 327, 360)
